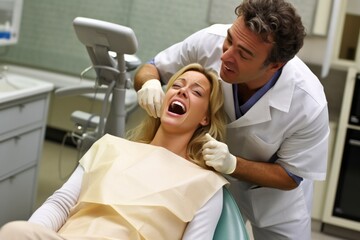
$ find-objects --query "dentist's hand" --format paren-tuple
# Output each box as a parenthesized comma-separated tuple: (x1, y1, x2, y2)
(202, 133, 237, 174)
(137, 79, 164, 118)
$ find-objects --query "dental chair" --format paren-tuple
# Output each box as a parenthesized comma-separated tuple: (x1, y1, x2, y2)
(214, 187, 249, 240)
(57, 17, 249, 240)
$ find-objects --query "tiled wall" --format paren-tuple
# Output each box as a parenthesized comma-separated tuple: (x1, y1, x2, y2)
(0, 0, 211, 76)
(0, 0, 347, 122)
(0, 0, 328, 78)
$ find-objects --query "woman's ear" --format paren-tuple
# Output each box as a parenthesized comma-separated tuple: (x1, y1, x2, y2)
(199, 115, 210, 126)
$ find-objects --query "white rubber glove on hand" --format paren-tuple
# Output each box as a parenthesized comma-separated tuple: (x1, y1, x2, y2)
(202, 133, 237, 174)
(137, 79, 165, 118)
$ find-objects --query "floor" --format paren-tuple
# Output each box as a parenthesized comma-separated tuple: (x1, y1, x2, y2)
(36, 140, 349, 240)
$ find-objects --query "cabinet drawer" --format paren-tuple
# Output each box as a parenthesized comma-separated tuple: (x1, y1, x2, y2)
(0, 167, 37, 226)
(0, 98, 46, 135)
(0, 129, 42, 179)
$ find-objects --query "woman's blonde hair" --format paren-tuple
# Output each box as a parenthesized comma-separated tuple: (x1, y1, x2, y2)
(127, 63, 226, 168)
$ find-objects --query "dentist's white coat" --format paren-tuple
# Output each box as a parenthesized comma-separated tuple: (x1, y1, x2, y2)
(153, 24, 329, 239)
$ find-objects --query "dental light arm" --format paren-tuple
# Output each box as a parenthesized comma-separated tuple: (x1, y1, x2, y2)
(56, 17, 139, 144)
(72, 17, 138, 138)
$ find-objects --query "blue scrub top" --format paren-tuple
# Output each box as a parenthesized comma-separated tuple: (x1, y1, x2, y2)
(232, 69, 281, 119)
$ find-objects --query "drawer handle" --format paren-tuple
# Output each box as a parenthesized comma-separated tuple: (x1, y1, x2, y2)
(18, 104, 25, 111)
(349, 139, 360, 147)
(9, 175, 16, 182)
(14, 136, 21, 143)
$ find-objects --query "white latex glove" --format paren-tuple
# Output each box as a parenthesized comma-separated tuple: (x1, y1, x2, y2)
(137, 79, 165, 118)
(202, 133, 237, 174)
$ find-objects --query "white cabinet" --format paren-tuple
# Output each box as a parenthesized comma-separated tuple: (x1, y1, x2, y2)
(332, 0, 360, 69)
(0, 89, 52, 226)
(323, 67, 360, 232)
(0, 167, 37, 223)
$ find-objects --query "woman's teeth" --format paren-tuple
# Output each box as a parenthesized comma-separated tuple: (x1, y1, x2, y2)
(169, 101, 186, 115)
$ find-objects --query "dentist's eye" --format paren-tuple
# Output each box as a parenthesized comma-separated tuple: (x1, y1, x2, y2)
(239, 50, 250, 60)
(226, 37, 232, 45)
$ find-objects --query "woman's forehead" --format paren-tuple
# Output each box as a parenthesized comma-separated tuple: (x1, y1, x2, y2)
(178, 71, 209, 83)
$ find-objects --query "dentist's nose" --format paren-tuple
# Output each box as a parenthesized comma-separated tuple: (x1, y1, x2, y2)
(221, 46, 233, 62)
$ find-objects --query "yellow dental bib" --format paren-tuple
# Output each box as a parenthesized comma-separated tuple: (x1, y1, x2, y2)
(58, 134, 228, 240)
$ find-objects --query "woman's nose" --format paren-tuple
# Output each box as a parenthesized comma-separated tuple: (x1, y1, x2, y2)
(177, 87, 188, 97)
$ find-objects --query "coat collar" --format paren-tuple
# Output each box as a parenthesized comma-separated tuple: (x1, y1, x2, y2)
(225, 60, 296, 128)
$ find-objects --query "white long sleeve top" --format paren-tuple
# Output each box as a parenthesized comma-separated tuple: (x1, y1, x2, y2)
(29, 165, 223, 239)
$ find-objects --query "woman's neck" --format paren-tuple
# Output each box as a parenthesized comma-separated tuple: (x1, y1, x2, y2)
(150, 129, 193, 159)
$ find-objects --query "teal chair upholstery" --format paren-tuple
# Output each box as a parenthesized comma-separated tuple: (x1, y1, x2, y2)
(213, 187, 249, 240)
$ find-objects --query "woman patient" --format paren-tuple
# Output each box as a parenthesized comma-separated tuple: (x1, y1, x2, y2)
(0, 63, 228, 240)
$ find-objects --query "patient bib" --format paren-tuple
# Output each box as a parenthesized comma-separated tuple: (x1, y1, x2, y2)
(58, 134, 228, 240)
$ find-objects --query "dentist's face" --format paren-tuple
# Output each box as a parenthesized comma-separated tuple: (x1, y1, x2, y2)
(161, 70, 211, 134)
(220, 16, 277, 89)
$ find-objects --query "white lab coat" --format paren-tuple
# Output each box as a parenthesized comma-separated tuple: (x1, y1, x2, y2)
(154, 24, 330, 239)
(223, 57, 329, 239)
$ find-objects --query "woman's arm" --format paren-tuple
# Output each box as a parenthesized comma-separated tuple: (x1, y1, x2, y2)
(28, 165, 84, 231)
(182, 188, 223, 240)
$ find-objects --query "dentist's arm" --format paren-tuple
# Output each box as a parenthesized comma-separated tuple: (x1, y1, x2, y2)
(202, 133, 297, 191)
(134, 63, 160, 91)
(134, 63, 164, 118)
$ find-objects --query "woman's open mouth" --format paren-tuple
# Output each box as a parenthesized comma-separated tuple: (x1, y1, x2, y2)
(168, 100, 186, 115)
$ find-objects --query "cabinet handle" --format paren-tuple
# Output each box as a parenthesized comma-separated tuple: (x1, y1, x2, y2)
(18, 104, 25, 111)
(9, 175, 16, 182)
(349, 139, 360, 147)
(14, 136, 21, 143)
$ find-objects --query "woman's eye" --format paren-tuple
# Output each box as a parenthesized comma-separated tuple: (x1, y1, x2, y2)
(172, 83, 181, 88)
(193, 90, 202, 97)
